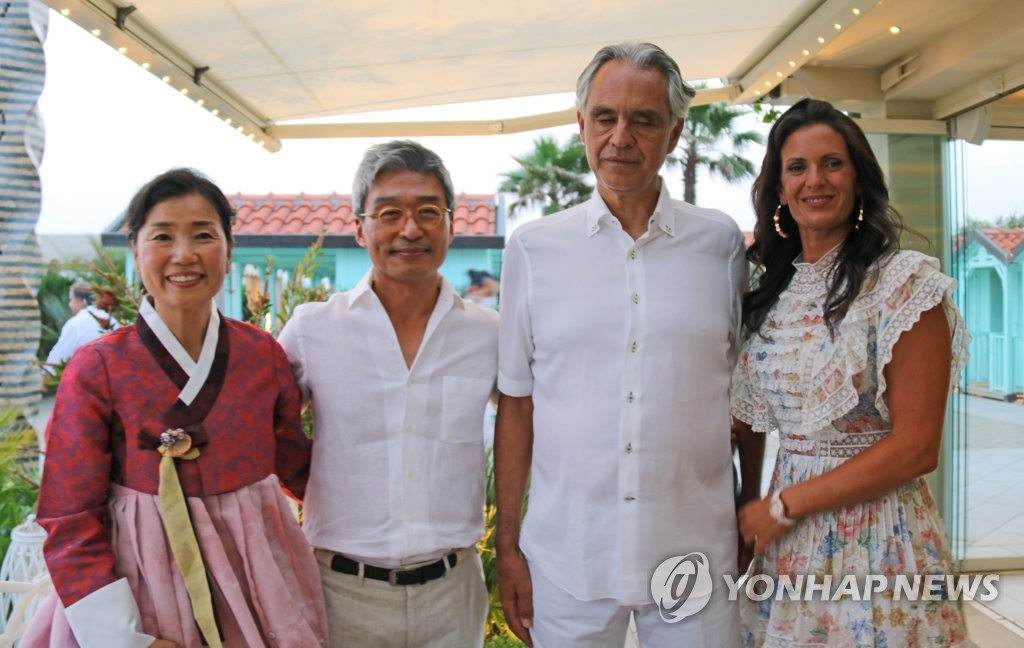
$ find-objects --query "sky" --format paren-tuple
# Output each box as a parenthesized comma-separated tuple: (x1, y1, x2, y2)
(34, 11, 1023, 240)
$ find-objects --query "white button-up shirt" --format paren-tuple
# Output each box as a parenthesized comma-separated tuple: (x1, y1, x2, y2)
(279, 272, 498, 567)
(499, 182, 747, 604)
(46, 305, 117, 370)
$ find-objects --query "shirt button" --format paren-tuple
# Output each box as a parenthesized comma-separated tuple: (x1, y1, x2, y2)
(627, 392, 635, 403)
(590, 224, 599, 233)
(629, 250, 637, 260)
(630, 341, 637, 353)
(632, 293, 639, 305)
(625, 443, 633, 453)
(268, 632, 276, 640)
(666, 225, 673, 233)
(625, 495, 636, 502)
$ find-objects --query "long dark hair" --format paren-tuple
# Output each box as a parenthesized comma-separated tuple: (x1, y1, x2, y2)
(743, 98, 903, 337)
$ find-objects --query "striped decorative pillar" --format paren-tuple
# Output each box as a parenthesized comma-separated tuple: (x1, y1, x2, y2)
(0, 0, 47, 419)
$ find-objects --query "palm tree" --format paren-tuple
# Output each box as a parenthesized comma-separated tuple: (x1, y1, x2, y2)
(499, 134, 592, 217)
(671, 102, 764, 205)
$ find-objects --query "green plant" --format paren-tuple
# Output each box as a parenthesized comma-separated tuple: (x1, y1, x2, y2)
(0, 408, 41, 559)
(500, 134, 593, 217)
(669, 97, 764, 205)
(484, 635, 526, 648)
(478, 447, 528, 644)
(246, 232, 331, 337)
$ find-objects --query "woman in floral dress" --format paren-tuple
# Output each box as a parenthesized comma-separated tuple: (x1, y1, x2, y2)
(732, 99, 971, 647)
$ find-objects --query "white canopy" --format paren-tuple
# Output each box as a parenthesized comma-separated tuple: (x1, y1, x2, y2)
(42, 0, 1024, 150)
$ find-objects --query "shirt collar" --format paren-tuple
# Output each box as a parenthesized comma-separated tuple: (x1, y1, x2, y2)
(584, 178, 677, 238)
(348, 269, 464, 312)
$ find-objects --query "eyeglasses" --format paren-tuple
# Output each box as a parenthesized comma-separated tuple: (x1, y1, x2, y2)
(358, 204, 450, 230)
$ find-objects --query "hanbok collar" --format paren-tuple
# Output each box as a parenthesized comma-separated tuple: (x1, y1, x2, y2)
(138, 297, 222, 406)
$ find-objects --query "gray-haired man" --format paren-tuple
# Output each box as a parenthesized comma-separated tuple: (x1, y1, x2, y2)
(495, 43, 746, 647)
(279, 140, 497, 646)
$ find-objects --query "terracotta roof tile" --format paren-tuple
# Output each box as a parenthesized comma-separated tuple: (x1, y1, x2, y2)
(230, 192, 496, 237)
(977, 228, 1024, 259)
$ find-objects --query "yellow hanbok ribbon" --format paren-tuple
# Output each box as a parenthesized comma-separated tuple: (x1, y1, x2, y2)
(158, 428, 222, 648)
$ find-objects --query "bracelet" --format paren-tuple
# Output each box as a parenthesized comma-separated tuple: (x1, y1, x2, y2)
(769, 490, 797, 527)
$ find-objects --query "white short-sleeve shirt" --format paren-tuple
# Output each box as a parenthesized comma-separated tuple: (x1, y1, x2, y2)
(499, 181, 747, 604)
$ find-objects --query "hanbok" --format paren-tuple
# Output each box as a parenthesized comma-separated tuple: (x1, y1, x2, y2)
(24, 301, 328, 647)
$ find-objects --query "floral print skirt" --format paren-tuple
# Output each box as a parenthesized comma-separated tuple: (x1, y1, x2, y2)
(741, 450, 971, 647)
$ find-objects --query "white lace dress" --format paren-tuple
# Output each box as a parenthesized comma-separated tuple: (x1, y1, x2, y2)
(732, 247, 971, 648)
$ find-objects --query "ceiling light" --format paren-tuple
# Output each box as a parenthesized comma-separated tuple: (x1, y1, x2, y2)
(60, 8, 70, 15)
(889, 26, 901, 34)
(211, 109, 220, 116)
(224, 117, 233, 125)
(776, 71, 784, 77)
(817, 37, 826, 43)
(852, 8, 861, 15)
(789, 61, 796, 67)
(764, 81, 772, 87)
(196, 99, 205, 106)
(236, 126, 244, 133)
(161, 76, 171, 83)
(754, 90, 761, 96)
(834, 23, 842, 30)
(117, 47, 127, 54)
(90, 28, 101, 36)
(141, 62, 150, 70)
(802, 49, 810, 56)
(180, 88, 188, 95)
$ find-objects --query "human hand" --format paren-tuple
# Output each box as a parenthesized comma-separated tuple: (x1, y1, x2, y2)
(497, 548, 533, 646)
(738, 495, 788, 556)
(149, 640, 181, 648)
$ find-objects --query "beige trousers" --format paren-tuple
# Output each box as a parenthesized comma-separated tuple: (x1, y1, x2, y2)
(317, 547, 487, 648)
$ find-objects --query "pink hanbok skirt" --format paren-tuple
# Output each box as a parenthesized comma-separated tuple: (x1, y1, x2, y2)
(22, 474, 327, 647)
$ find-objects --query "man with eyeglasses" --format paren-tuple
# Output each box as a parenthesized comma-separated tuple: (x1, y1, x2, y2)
(279, 140, 497, 647)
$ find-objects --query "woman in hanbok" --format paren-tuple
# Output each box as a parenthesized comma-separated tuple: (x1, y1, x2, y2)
(733, 99, 971, 647)
(24, 168, 328, 647)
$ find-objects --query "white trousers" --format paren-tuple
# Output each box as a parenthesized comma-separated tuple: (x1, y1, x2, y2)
(529, 564, 740, 648)
(318, 547, 487, 648)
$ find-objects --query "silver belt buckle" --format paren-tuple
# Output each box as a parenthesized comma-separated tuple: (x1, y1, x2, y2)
(388, 569, 401, 585)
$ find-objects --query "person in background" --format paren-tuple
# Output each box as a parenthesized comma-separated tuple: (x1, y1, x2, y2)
(279, 140, 498, 647)
(43, 280, 118, 374)
(24, 167, 327, 647)
(733, 98, 971, 646)
(466, 269, 499, 309)
(495, 42, 746, 647)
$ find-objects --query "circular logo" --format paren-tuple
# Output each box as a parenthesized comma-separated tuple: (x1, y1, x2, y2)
(650, 552, 714, 623)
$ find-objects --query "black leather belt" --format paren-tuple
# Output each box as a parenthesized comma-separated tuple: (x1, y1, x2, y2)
(327, 552, 459, 586)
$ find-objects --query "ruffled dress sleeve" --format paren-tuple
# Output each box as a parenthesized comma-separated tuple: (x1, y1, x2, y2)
(870, 250, 970, 418)
(731, 345, 774, 432)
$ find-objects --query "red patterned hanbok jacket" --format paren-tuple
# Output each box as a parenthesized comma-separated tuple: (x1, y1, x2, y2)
(36, 315, 310, 608)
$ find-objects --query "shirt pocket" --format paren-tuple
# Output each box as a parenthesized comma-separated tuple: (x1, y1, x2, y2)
(441, 376, 493, 444)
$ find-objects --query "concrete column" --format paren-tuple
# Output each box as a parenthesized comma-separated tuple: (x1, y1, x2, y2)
(0, 0, 47, 418)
